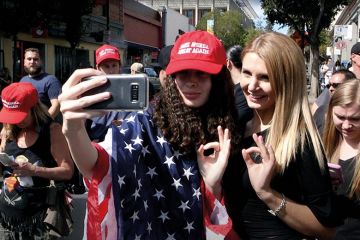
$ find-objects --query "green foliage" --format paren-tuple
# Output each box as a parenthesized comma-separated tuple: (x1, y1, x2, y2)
(261, 0, 349, 44)
(319, 29, 332, 57)
(243, 28, 264, 45)
(196, 10, 247, 49)
(260, 0, 350, 98)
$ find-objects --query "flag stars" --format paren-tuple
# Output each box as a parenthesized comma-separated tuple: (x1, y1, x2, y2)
(184, 221, 194, 234)
(132, 135, 143, 146)
(141, 145, 150, 157)
(178, 200, 190, 213)
(137, 179, 142, 188)
(125, 142, 135, 153)
(153, 189, 165, 200)
(144, 200, 149, 212)
(158, 210, 170, 223)
(134, 234, 141, 240)
(146, 167, 158, 179)
(117, 175, 125, 188)
(156, 136, 167, 147)
(164, 156, 175, 168)
(165, 233, 176, 240)
(183, 167, 194, 180)
(146, 222, 152, 235)
(171, 177, 183, 190)
(133, 165, 137, 178)
(130, 210, 139, 223)
(125, 115, 136, 123)
(173, 150, 182, 159)
(132, 187, 141, 201)
(193, 187, 201, 200)
(119, 127, 128, 135)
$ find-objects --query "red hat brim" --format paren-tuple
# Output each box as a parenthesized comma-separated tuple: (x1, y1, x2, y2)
(166, 59, 223, 75)
(0, 108, 28, 124)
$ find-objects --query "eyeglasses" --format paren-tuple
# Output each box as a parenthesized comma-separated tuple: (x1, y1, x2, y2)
(326, 83, 341, 89)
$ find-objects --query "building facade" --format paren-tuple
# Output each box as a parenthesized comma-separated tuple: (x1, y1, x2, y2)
(0, 0, 125, 83)
(331, 0, 360, 63)
(123, 0, 162, 67)
(136, 0, 257, 28)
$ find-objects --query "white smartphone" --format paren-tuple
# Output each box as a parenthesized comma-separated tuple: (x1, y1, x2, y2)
(0, 153, 15, 166)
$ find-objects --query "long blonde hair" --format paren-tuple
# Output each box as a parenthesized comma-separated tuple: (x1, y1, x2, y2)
(241, 32, 325, 173)
(323, 79, 360, 199)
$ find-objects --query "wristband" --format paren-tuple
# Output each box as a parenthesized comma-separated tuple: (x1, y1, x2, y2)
(268, 193, 286, 217)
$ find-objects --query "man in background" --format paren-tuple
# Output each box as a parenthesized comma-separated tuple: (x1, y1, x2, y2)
(349, 42, 360, 79)
(130, 62, 144, 74)
(86, 44, 124, 141)
(20, 48, 62, 120)
(158, 45, 173, 87)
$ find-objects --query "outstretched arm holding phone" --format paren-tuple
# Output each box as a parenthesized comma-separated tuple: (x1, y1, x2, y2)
(59, 68, 108, 179)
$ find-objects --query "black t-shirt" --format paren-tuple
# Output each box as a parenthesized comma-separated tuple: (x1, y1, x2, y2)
(223, 130, 341, 239)
(0, 120, 56, 218)
(334, 157, 360, 239)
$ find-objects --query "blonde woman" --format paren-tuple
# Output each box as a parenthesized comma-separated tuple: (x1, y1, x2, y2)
(323, 79, 360, 239)
(200, 32, 341, 239)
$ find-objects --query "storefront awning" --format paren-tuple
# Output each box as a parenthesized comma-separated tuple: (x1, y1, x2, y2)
(124, 41, 159, 52)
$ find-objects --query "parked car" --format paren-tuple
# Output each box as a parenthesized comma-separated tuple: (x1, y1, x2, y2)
(144, 67, 161, 93)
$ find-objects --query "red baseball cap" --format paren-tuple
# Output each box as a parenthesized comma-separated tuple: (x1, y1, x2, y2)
(96, 44, 121, 65)
(0, 82, 38, 124)
(166, 30, 226, 75)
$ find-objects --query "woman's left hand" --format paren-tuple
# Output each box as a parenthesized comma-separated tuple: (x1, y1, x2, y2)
(12, 162, 36, 177)
(197, 126, 231, 199)
(242, 134, 277, 197)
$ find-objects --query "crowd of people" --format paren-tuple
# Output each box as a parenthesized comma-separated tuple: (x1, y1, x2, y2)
(0, 30, 359, 239)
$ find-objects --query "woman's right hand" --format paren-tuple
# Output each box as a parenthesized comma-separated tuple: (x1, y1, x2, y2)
(242, 134, 277, 198)
(58, 68, 109, 134)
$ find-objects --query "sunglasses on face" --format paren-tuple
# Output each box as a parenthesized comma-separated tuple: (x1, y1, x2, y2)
(326, 83, 341, 89)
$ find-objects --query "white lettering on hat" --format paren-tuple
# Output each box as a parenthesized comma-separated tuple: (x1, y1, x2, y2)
(99, 49, 116, 57)
(178, 41, 209, 55)
(2, 99, 20, 109)
(178, 48, 192, 54)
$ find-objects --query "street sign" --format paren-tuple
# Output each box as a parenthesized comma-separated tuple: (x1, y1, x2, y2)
(335, 40, 346, 50)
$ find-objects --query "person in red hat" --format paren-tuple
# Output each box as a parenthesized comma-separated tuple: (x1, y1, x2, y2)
(95, 44, 121, 74)
(86, 44, 124, 142)
(57, 30, 241, 239)
(0, 82, 74, 239)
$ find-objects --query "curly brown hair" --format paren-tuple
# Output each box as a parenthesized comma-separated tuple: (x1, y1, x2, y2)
(153, 67, 241, 154)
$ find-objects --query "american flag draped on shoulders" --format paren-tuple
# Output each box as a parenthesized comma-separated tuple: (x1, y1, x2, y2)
(84, 109, 239, 240)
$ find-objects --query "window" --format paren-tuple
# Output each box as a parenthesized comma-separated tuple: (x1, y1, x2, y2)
(183, 9, 195, 26)
(199, 9, 210, 21)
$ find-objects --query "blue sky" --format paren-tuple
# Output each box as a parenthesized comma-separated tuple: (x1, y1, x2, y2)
(249, 0, 288, 34)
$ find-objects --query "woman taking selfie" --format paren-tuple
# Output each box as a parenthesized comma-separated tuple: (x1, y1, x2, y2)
(58, 30, 241, 239)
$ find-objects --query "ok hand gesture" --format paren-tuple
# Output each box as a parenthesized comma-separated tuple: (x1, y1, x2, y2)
(197, 126, 231, 199)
